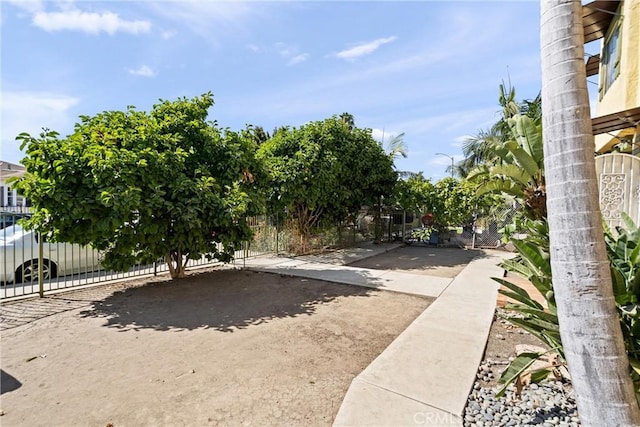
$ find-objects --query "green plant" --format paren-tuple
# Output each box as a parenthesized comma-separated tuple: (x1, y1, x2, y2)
(467, 114, 546, 220)
(495, 213, 640, 400)
(14, 93, 265, 279)
(493, 217, 563, 397)
(256, 115, 396, 253)
(604, 214, 640, 401)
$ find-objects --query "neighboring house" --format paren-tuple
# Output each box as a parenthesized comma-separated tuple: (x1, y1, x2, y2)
(583, 0, 640, 153)
(0, 160, 29, 210)
(583, 0, 640, 228)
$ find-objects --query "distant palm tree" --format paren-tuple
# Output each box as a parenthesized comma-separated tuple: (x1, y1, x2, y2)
(339, 112, 355, 131)
(467, 114, 546, 220)
(384, 132, 408, 161)
(458, 84, 542, 179)
(252, 126, 270, 146)
(380, 131, 415, 180)
(458, 125, 503, 175)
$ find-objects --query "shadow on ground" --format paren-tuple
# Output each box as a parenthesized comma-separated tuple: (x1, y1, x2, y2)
(1, 369, 21, 394)
(79, 269, 380, 333)
(347, 246, 485, 278)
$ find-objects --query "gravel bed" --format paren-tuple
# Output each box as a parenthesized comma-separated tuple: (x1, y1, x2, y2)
(464, 310, 581, 426)
(465, 363, 580, 426)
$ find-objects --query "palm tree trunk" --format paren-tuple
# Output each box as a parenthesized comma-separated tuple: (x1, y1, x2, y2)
(540, 1, 640, 424)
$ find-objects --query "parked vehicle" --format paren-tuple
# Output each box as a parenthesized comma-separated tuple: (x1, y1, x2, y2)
(0, 212, 31, 229)
(0, 224, 102, 284)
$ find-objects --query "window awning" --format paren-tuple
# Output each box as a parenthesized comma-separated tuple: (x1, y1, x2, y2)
(583, 1, 619, 43)
(592, 106, 640, 135)
(585, 54, 600, 76)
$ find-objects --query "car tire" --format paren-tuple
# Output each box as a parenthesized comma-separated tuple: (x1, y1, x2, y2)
(15, 260, 57, 284)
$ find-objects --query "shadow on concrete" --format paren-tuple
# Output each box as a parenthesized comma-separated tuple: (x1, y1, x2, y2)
(79, 269, 380, 333)
(1, 369, 22, 394)
(347, 246, 486, 278)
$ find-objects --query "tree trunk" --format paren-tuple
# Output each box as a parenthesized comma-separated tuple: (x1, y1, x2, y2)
(165, 250, 187, 279)
(373, 196, 383, 244)
(540, 1, 640, 424)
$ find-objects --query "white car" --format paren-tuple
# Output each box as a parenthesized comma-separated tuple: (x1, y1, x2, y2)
(0, 224, 102, 284)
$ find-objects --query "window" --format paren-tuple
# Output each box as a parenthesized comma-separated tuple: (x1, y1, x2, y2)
(600, 15, 621, 97)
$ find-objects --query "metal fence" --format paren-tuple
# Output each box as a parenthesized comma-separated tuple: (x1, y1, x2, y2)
(0, 206, 520, 300)
(446, 204, 519, 250)
(0, 209, 423, 300)
(0, 214, 278, 300)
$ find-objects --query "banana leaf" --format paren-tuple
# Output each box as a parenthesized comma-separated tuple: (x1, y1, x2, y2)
(496, 352, 543, 398)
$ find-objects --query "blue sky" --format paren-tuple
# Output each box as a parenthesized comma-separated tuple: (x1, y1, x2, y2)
(1, 1, 600, 179)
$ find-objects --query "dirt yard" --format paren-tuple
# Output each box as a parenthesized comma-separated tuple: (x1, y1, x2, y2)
(0, 268, 432, 426)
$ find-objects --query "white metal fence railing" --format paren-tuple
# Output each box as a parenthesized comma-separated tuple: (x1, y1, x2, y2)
(0, 214, 277, 300)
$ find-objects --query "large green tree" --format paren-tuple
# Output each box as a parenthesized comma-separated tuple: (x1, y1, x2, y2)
(257, 115, 396, 252)
(15, 93, 265, 279)
(393, 174, 491, 230)
(392, 173, 434, 214)
(540, 0, 640, 423)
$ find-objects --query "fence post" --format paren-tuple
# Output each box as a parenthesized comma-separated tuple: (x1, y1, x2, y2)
(402, 210, 407, 243)
(471, 202, 478, 249)
(275, 214, 279, 255)
(38, 232, 44, 298)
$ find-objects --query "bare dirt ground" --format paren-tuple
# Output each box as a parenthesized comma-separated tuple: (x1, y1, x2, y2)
(0, 267, 432, 427)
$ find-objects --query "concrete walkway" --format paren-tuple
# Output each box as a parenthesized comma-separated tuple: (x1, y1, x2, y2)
(243, 243, 451, 299)
(244, 244, 509, 427)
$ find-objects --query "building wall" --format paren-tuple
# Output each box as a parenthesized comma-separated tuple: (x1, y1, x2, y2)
(0, 161, 27, 208)
(594, 0, 640, 152)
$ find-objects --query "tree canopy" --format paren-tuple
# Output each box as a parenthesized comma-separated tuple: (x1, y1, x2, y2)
(393, 174, 488, 229)
(257, 115, 396, 252)
(15, 93, 265, 278)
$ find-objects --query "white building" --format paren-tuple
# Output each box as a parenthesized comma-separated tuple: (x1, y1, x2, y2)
(0, 161, 29, 210)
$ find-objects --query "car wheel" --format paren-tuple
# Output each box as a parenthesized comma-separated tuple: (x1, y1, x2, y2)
(15, 260, 57, 284)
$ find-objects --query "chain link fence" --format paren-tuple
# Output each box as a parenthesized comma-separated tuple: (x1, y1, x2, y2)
(449, 204, 519, 250)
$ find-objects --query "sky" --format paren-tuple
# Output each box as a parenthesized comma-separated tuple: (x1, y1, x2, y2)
(1, 0, 602, 180)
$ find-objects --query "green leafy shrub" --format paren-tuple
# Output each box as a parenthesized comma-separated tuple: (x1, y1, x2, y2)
(493, 217, 562, 397)
(604, 214, 640, 400)
(495, 213, 640, 400)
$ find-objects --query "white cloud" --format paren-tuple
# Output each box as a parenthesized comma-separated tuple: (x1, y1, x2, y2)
(5, 0, 44, 14)
(274, 42, 309, 66)
(371, 128, 401, 143)
(33, 9, 151, 35)
(287, 53, 309, 66)
(1, 91, 80, 163)
(128, 65, 157, 77)
(391, 107, 498, 137)
(371, 128, 384, 141)
(246, 44, 260, 53)
(161, 30, 177, 40)
(335, 36, 397, 61)
(145, 2, 257, 44)
(276, 42, 295, 58)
